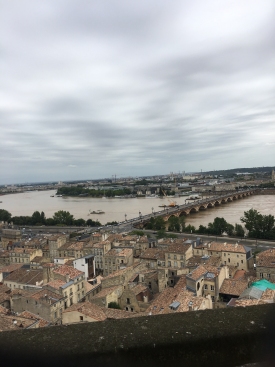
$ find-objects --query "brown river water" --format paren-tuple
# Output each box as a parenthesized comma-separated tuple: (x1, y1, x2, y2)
(1, 190, 275, 228)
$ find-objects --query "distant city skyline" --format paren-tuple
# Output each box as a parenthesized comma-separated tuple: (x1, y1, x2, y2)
(1, 0, 274, 184)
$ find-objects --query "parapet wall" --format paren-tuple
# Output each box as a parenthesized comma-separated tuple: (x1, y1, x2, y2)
(1, 304, 275, 367)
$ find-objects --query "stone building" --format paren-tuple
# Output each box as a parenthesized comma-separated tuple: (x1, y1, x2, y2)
(103, 248, 133, 276)
(119, 283, 152, 312)
(10, 288, 65, 324)
(1, 229, 21, 249)
(43, 264, 86, 305)
(4, 268, 43, 291)
(256, 249, 275, 281)
(47, 234, 67, 261)
(193, 242, 254, 271)
(9, 248, 42, 265)
(83, 240, 111, 275)
(186, 265, 229, 302)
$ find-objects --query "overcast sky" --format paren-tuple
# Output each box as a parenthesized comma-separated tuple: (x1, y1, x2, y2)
(1, 0, 274, 184)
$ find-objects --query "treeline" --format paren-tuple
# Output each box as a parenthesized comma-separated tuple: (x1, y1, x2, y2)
(56, 186, 132, 197)
(0, 209, 101, 227)
(145, 208, 275, 240)
(240, 209, 275, 240)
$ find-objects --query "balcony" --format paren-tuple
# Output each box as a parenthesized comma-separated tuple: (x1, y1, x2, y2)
(0, 304, 274, 367)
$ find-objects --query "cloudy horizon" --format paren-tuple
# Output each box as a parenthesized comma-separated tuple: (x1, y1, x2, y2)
(1, 0, 275, 184)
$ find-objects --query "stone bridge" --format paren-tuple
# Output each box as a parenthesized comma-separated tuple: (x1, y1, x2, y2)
(134, 189, 257, 228)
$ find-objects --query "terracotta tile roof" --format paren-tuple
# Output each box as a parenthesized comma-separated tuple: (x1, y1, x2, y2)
(4, 268, 43, 286)
(67, 242, 85, 250)
(0, 264, 23, 273)
(256, 253, 275, 268)
(85, 277, 102, 293)
(31, 256, 44, 263)
(140, 249, 165, 261)
(31, 289, 64, 303)
(105, 248, 132, 257)
(19, 311, 50, 327)
(90, 240, 111, 249)
(220, 279, 248, 296)
(131, 284, 148, 296)
(260, 288, 275, 302)
(186, 256, 202, 267)
(91, 285, 122, 299)
(0, 310, 36, 330)
(58, 242, 72, 251)
(166, 243, 192, 254)
(209, 242, 248, 254)
(235, 299, 266, 307)
(257, 249, 275, 257)
(63, 301, 106, 321)
(46, 279, 67, 289)
(147, 276, 210, 315)
(187, 265, 208, 281)
(103, 308, 140, 319)
(53, 264, 84, 280)
(233, 270, 246, 280)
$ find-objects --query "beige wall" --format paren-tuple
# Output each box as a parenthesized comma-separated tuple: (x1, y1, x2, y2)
(62, 310, 98, 324)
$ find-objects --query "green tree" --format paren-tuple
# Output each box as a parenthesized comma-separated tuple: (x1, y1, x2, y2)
(241, 209, 261, 233)
(108, 302, 121, 309)
(31, 211, 45, 225)
(168, 216, 180, 232)
(0, 209, 12, 222)
(86, 219, 101, 226)
(73, 218, 86, 226)
(185, 224, 196, 233)
(208, 217, 228, 235)
(234, 224, 245, 237)
(226, 223, 234, 236)
(52, 210, 74, 225)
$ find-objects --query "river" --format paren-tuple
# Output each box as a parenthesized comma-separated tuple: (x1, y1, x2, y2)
(1, 190, 275, 228)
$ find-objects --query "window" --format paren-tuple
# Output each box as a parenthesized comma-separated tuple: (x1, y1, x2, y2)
(80, 316, 83, 321)
(267, 274, 270, 279)
(130, 308, 134, 312)
(241, 260, 243, 264)
(224, 253, 226, 256)
(174, 255, 177, 260)
(204, 285, 208, 290)
(126, 298, 130, 304)
(125, 307, 128, 311)
(168, 261, 171, 267)
(211, 285, 214, 291)
(181, 262, 184, 268)
(228, 258, 230, 263)
(260, 273, 263, 278)
(168, 254, 171, 259)
(54, 312, 57, 319)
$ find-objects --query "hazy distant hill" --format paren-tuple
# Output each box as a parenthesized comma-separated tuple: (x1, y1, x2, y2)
(202, 166, 275, 176)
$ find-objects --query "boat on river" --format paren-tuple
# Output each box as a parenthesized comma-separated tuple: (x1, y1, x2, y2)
(89, 210, 105, 215)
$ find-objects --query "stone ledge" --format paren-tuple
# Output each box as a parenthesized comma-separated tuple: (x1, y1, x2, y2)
(1, 304, 275, 367)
